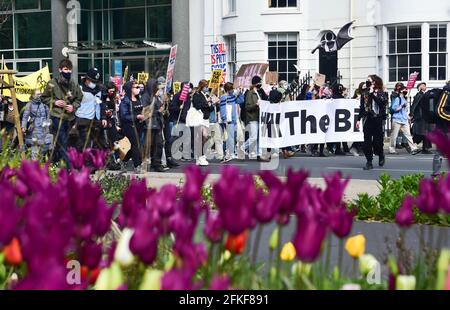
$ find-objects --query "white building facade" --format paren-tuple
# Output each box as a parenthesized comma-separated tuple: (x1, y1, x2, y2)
(186, 0, 450, 94)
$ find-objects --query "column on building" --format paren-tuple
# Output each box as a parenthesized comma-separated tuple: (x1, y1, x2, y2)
(51, 0, 68, 76)
(172, 0, 190, 82)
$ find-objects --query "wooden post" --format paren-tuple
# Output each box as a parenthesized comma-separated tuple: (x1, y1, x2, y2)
(0, 69, 25, 159)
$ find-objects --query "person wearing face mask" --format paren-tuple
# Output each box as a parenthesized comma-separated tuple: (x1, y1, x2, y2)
(21, 89, 52, 159)
(75, 68, 108, 151)
(219, 82, 242, 163)
(119, 80, 145, 173)
(169, 82, 193, 161)
(410, 82, 432, 154)
(192, 80, 215, 166)
(356, 75, 388, 170)
(42, 59, 83, 166)
(388, 83, 421, 156)
(241, 76, 270, 162)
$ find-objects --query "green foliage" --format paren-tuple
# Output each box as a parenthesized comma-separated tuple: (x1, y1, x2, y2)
(98, 173, 131, 204)
(349, 173, 449, 226)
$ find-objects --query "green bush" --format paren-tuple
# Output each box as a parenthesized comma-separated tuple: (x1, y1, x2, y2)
(349, 173, 449, 226)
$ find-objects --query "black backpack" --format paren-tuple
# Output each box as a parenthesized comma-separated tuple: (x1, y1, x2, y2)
(420, 88, 444, 124)
(240, 90, 250, 124)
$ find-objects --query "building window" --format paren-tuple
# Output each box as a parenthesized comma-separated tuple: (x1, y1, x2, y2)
(226, 35, 237, 81)
(429, 24, 447, 81)
(225, 0, 236, 15)
(268, 0, 298, 8)
(268, 33, 298, 82)
(387, 25, 422, 82)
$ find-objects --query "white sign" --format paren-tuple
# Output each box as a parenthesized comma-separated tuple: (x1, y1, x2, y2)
(259, 99, 364, 148)
(165, 45, 178, 93)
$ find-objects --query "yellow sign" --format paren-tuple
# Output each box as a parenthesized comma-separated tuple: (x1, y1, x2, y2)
(173, 81, 182, 94)
(209, 69, 223, 89)
(2, 65, 51, 102)
(137, 72, 149, 84)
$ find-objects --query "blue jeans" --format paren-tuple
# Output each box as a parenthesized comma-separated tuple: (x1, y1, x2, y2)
(226, 123, 236, 156)
(51, 117, 70, 167)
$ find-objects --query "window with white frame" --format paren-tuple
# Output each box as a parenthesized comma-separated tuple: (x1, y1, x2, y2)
(226, 0, 236, 15)
(268, 0, 298, 8)
(226, 35, 237, 81)
(429, 24, 447, 81)
(268, 33, 298, 82)
(387, 25, 422, 82)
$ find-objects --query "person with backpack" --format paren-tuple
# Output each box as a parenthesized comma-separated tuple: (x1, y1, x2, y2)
(356, 75, 388, 170)
(21, 90, 52, 159)
(388, 83, 421, 156)
(410, 82, 432, 154)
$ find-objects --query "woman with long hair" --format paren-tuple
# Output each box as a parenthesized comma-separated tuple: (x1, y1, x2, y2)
(356, 75, 388, 170)
(192, 79, 214, 166)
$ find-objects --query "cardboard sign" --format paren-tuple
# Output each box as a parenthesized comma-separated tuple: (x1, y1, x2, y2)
(180, 84, 190, 102)
(173, 81, 182, 94)
(233, 63, 269, 88)
(406, 72, 420, 90)
(142, 105, 152, 121)
(313, 73, 326, 87)
(137, 72, 149, 84)
(265, 72, 279, 85)
(211, 42, 227, 84)
(117, 137, 131, 160)
(209, 69, 223, 89)
(165, 45, 178, 93)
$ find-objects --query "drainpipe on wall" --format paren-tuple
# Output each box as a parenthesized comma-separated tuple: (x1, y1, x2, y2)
(349, 0, 353, 96)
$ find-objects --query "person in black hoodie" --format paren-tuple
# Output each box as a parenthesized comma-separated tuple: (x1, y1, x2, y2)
(192, 79, 214, 166)
(356, 75, 388, 170)
(119, 80, 145, 172)
(141, 78, 169, 172)
(169, 82, 192, 161)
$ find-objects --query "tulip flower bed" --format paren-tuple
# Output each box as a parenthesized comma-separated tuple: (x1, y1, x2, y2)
(0, 131, 450, 290)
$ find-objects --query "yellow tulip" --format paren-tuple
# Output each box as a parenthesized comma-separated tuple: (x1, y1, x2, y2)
(345, 235, 366, 259)
(280, 242, 296, 261)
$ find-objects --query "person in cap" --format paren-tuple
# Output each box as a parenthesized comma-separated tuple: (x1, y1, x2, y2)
(75, 67, 108, 150)
(241, 76, 270, 162)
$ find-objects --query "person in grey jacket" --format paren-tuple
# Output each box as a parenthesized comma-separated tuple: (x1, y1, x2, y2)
(21, 89, 52, 159)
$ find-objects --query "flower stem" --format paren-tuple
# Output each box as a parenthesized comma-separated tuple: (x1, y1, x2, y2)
(251, 225, 264, 266)
(275, 224, 284, 286)
(338, 239, 344, 276)
(325, 235, 332, 275)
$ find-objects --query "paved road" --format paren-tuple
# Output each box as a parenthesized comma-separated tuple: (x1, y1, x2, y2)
(168, 150, 438, 181)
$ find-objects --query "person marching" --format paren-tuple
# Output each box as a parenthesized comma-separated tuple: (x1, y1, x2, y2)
(356, 75, 388, 170)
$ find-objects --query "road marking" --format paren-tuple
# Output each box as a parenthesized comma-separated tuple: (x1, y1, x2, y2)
(326, 167, 431, 173)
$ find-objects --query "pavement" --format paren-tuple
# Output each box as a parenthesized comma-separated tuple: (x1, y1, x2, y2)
(123, 148, 442, 201)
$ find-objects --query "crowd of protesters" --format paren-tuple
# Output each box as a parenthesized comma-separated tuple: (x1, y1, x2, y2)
(1, 58, 449, 173)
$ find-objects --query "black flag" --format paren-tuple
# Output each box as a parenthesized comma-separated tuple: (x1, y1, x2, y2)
(311, 21, 355, 54)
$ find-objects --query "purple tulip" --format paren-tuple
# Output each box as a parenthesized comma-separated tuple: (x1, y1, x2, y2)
(396, 195, 415, 227)
(293, 212, 328, 262)
(214, 168, 256, 235)
(161, 268, 201, 290)
(204, 209, 223, 243)
(323, 172, 350, 207)
(183, 165, 208, 203)
(210, 275, 231, 290)
(329, 205, 355, 238)
(89, 149, 108, 170)
(67, 148, 85, 171)
(416, 179, 440, 214)
(254, 189, 280, 223)
(438, 176, 450, 214)
(121, 180, 150, 227)
(153, 184, 178, 217)
(0, 184, 21, 246)
(428, 130, 450, 160)
(78, 241, 103, 269)
(129, 213, 159, 265)
(173, 242, 208, 272)
(259, 171, 283, 190)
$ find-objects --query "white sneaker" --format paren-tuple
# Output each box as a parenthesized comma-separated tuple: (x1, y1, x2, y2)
(249, 152, 257, 159)
(196, 156, 209, 166)
(221, 155, 233, 163)
(349, 147, 359, 157)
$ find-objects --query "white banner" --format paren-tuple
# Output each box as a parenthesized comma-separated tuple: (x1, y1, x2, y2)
(259, 99, 364, 148)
